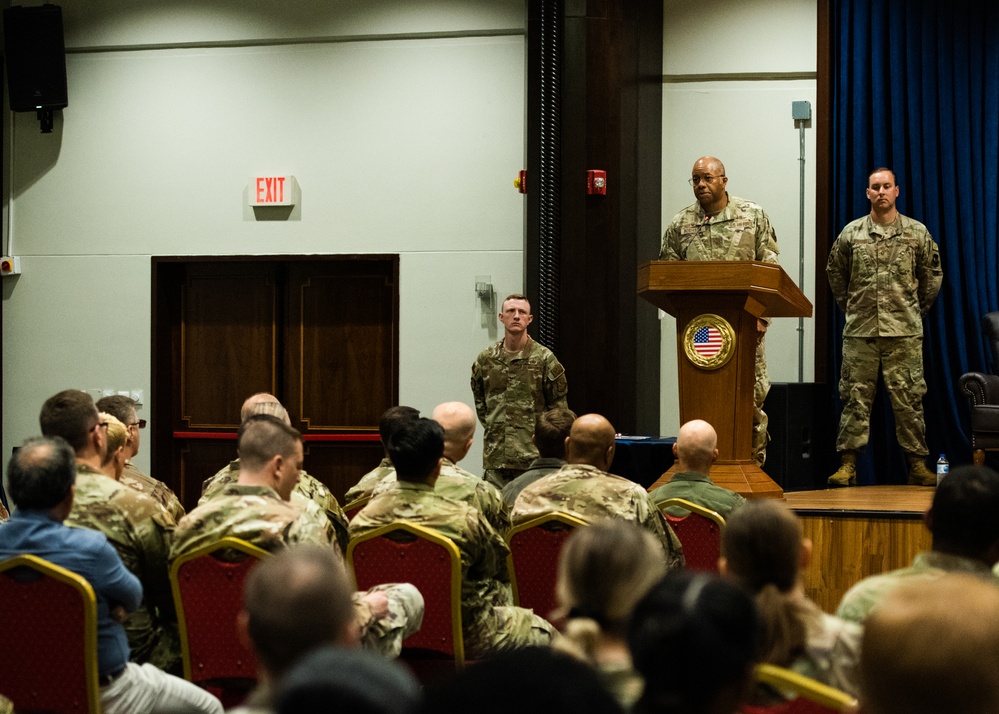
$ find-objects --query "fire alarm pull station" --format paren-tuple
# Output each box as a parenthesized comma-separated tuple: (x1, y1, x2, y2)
(586, 170, 607, 195)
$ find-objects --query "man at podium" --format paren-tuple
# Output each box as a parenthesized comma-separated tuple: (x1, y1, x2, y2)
(660, 156, 781, 466)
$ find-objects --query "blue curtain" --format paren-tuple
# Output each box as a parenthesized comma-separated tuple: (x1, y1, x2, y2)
(830, 0, 999, 483)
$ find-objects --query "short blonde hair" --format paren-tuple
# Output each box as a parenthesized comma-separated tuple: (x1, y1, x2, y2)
(100, 412, 130, 465)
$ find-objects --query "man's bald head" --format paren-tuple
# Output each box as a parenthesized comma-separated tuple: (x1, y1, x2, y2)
(693, 156, 725, 176)
(675, 419, 718, 474)
(241, 392, 290, 426)
(565, 414, 616, 471)
(431, 402, 476, 463)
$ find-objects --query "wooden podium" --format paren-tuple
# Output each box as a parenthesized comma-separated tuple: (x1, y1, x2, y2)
(638, 260, 812, 499)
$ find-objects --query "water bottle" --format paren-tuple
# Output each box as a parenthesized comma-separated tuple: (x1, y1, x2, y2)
(936, 454, 949, 486)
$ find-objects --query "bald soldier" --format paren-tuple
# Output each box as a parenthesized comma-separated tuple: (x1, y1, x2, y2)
(512, 414, 684, 572)
(648, 419, 746, 519)
(660, 157, 780, 466)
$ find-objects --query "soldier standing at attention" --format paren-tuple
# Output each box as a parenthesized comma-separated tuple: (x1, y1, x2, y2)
(471, 293, 568, 489)
(660, 156, 780, 466)
(826, 168, 943, 487)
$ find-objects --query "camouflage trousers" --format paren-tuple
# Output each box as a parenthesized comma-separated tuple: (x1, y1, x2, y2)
(354, 582, 425, 658)
(835, 336, 928, 455)
(753, 337, 770, 466)
(465, 605, 557, 660)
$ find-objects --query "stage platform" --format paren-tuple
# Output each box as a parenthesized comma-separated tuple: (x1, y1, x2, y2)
(785, 485, 934, 612)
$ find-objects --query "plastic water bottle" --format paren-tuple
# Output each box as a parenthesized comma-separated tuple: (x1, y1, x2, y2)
(936, 454, 949, 486)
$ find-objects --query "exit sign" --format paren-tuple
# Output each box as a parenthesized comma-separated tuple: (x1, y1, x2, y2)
(250, 175, 300, 206)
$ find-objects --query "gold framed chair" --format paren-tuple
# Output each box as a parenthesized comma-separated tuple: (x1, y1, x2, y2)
(343, 495, 372, 522)
(659, 497, 726, 572)
(743, 663, 859, 713)
(505, 511, 589, 619)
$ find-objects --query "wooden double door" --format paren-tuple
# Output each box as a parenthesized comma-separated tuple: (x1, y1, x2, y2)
(152, 256, 398, 511)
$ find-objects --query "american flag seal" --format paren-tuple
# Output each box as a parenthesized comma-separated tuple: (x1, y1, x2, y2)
(683, 314, 735, 370)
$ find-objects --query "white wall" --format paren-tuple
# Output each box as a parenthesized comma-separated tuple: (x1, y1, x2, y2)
(2, 0, 526, 480)
(659, 0, 818, 436)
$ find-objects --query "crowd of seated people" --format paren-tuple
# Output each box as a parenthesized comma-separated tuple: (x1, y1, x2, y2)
(3, 391, 999, 714)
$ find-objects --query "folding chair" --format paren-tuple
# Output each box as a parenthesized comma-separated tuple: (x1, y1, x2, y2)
(742, 663, 859, 714)
(659, 497, 725, 572)
(505, 511, 589, 622)
(347, 521, 464, 677)
(0, 554, 101, 714)
(169, 537, 270, 707)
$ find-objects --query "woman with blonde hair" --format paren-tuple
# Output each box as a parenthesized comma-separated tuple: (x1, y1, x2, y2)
(719, 499, 862, 697)
(553, 519, 668, 709)
(98, 412, 131, 481)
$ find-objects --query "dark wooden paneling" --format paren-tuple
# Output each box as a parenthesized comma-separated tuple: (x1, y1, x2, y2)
(175, 439, 238, 513)
(302, 442, 386, 505)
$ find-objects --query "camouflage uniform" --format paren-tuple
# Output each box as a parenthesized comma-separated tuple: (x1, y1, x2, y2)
(648, 470, 746, 520)
(173, 483, 422, 658)
(501, 457, 566, 510)
(120, 462, 186, 523)
(835, 551, 997, 625)
(471, 338, 569, 487)
(350, 481, 556, 659)
(660, 194, 779, 465)
(345, 458, 396, 504)
(511, 463, 685, 572)
(0, 501, 8, 523)
(827, 214, 943, 455)
(65, 463, 179, 672)
(201, 459, 349, 552)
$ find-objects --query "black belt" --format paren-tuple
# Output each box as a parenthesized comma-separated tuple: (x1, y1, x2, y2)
(100, 667, 126, 686)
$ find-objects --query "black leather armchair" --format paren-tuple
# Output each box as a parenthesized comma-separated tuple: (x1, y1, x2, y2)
(959, 312, 999, 464)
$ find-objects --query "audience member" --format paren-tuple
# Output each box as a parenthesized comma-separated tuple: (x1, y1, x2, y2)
(628, 572, 761, 714)
(0, 436, 222, 714)
(97, 394, 185, 521)
(419, 647, 624, 714)
(501, 408, 576, 509)
(172, 414, 423, 658)
(229, 545, 365, 713)
(275, 645, 420, 714)
(200, 392, 349, 551)
(512, 413, 684, 571)
(97, 412, 131, 482)
(40, 389, 179, 672)
(860, 574, 999, 714)
(350, 417, 555, 658)
(720, 500, 862, 697)
(344, 405, 421, 503)
(836, 464, 999, 623)
(648, 419, 745, 519)
(552, 520, 668, 709)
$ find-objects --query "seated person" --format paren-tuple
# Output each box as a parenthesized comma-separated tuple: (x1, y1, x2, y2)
(860, 573, 999, 714)
(552, 520, 668, 709)
(628, 572, 761, 714)
(648, 419, 745, 519)
(502, 408, 577, 509)
(97, 413, 131, 482)
(720, 500, 862, 697)
(0, 436, 222, 714)
(350, 417, 555, 658)
(512, 413, 684, 571)
(837, 464, 999, 624)
(345, 406, 420, 504)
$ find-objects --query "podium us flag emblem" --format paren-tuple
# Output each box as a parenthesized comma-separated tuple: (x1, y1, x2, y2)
(683, 314, 735, 370)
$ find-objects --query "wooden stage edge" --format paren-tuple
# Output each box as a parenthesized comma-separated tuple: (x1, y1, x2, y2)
(784, 485, 934, 613)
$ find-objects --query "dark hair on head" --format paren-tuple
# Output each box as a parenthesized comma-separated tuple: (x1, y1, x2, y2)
(501, 293, 531, 310)
(244, 545, 355, 678)
(534, 408, 577, 459)
(8, 436, 77, 510)
(419, 647, 624, 714)
(379, 406, 421, 443)
(930, 464, 999, 558)
(39, 389, 98, 451)
(386, 418, 444, 483)
(95, 394, 138, 424)
(721, 500, 807, 668)
(237, 414, 302, 472)
(629, 572, 761, 714)
(869, 166, 897, 184)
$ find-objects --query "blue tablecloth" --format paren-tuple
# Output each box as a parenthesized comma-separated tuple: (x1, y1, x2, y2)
(610, 436, 676, 489)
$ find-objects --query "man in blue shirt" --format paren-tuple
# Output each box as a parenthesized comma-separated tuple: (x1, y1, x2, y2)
(0, 436, 222, 714)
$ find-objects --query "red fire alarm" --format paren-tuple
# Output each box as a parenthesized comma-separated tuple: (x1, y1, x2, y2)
(514, 170, 527, 194)
(586, 170, 607, 195)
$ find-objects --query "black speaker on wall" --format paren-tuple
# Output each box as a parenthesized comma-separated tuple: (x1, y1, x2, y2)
(3, 4, 68, 132)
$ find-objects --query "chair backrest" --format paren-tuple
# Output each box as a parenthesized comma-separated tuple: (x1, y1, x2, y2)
(505, 511, 589, 620)
(346, 521, 464, 667)
(741, 664, 859, 714)
(0, 554, 101, 714)
(169, 537, 270, 685)
(343, 495, 371, 522)
(659, 498, 725, 572)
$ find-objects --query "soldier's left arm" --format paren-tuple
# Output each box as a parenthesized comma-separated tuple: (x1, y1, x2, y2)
(916, 233, 943, 314)
(635, 490, 685, 572)
(543, 357, 569, 410)
(132, 502, 177, 619)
